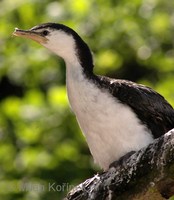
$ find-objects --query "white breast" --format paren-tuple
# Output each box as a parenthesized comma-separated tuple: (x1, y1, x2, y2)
(66, 65, 153, 170)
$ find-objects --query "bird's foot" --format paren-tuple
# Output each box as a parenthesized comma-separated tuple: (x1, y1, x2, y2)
(109, 151, 136, 168)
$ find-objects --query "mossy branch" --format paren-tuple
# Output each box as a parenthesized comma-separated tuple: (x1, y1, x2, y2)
(64, 129, 174, 200)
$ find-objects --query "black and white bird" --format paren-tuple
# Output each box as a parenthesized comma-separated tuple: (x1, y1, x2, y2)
(13, 23, 174, 170)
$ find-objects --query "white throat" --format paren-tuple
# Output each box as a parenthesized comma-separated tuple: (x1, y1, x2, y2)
(43, 31, 79, 66)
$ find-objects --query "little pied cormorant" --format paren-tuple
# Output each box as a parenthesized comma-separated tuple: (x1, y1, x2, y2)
(13, 23, 174, 170)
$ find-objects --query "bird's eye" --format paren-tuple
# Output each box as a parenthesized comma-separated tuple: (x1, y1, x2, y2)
(42, 30, 49, 36)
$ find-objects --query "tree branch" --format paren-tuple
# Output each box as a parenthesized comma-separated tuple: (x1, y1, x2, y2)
(64, 129, 174, 200)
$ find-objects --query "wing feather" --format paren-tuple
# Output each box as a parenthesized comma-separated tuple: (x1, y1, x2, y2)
(95, 75, 174, 138)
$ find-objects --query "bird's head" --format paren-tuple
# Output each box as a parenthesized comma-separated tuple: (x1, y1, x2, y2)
(13, 23, 93, 71)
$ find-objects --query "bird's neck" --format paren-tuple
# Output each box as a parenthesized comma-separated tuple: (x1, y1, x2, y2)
(65, 61, 95, 116)
(74, 38, 94, 77)
(65, 61, 93, 84)
(64, 33, 94, 78)
(47, 31, 94, 77)
(65, 41, 95, 101)
(65, 47, 95, 103)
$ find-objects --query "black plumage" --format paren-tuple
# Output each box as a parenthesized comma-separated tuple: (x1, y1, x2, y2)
(91, 75, 174, 138)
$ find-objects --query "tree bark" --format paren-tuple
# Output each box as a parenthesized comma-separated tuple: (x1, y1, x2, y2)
(64, 129, 174, 200)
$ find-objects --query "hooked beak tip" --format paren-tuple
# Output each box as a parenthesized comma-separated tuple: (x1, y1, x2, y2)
(12, 28, 27, 37)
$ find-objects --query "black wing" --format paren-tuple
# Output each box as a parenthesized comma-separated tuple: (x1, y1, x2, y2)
(95, 75, 174, 138)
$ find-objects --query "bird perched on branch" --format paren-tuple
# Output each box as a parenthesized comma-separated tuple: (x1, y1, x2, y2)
(13, 23, 174, 170)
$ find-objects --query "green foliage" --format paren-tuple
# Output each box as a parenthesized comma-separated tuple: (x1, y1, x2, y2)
(169, 195, 174, 200)
(0, 0, 174, 199)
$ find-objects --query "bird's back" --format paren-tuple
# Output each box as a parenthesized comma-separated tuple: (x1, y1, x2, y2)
(94, 75, 174, 138)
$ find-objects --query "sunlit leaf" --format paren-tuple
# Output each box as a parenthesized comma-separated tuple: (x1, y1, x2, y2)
(47, 86, 68, 108)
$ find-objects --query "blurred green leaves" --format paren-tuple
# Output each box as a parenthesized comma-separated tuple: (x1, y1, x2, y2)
(0, 0, 174, 200)
(48, 86, 68, 108)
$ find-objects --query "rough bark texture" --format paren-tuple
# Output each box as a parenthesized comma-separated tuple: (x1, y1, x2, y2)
(64, 129, 174, 200)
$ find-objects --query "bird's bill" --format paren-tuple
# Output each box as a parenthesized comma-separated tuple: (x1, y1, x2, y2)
(12, 28, 48, 43)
